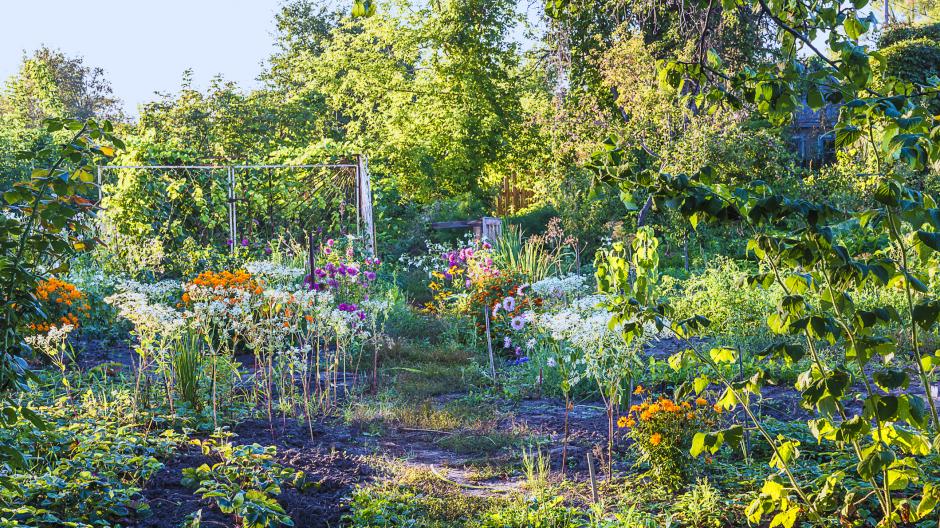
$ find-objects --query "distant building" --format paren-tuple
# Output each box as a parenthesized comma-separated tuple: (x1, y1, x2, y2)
(791, 102, 839, 166)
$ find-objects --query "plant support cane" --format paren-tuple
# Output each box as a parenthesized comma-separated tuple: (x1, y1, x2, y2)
(484, 306, 497, 382)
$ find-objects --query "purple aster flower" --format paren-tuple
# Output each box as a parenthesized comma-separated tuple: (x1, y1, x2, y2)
(264, 246, 272, 255)
(510, 316, 525, 331)
(347, 267, 359, 277)
(327, 238, 335, 247)
(502, 296, 516, 312)
(366, 271, 377, 281)
(226, 239, 233, 246)
(240, 238, 249, 247)
(324, 247, 332, 255)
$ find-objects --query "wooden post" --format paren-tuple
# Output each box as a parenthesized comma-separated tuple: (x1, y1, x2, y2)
(484, 306, 497, 382)
(587, 452, 599, 504)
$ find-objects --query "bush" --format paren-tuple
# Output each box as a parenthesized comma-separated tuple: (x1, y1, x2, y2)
(621, 394, 719, 491)
(663, 256, 780, 350)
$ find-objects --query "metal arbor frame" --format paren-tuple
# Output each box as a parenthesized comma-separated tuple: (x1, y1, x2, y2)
(95, 156, 376, 256)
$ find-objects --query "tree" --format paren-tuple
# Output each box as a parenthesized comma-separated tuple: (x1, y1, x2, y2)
(268, 0, 523, 204)
(0, 48, 123, 188)
(0, 47, 123, 127)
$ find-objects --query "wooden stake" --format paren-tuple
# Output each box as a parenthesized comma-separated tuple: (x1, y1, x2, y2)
(484, 306, 497, 382)
(587, 451, 599, 504)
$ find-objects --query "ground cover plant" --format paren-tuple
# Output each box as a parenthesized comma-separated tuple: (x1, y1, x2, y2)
(3, 0, 940, 527)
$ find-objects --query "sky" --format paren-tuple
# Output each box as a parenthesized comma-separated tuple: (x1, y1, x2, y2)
(0, 0, 298, 117)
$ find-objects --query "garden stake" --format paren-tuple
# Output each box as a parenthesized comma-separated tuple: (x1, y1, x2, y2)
(587, 452, 599, 504)
(483, 306, 497, 382)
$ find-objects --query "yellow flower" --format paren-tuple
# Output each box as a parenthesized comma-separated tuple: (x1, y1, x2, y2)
(713, 403, 723, 414)
(633, 385, 645, 395)
(650, 433, 663, 446)
(617, 416, 628, 428)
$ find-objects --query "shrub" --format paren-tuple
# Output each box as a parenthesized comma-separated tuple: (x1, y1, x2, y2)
(621, 393, 718, 491)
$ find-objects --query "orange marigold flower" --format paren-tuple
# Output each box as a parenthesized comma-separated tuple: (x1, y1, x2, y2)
(650, 433, 663, 446)
(713, 404, 723, 414)
(617, 416, 628, 428)
(696, 397, 708, 406)
(633, 385, 645, 395)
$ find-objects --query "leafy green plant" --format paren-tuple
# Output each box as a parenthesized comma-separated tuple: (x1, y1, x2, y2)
(174, 329, 205, 411)
(590, 168, 940, 526)
(0, 384, 182, 527)
(492, 225, 562, 282)
(671, 479, 726, 528)
(623, 394, 717, 491)
(182, 438, 304, 528)
(593, 227, 661, 477)
(1, 118, 120, 391)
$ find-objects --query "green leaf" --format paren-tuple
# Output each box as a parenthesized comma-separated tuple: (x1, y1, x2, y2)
(916, 230, 940, 251)
(709, 346, 737, 364)
(857, 448, 894, 480)
(769, 507, 800, 528)
(873, 369, 909, 391)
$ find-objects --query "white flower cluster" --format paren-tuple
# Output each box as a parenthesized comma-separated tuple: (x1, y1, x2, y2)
(105, 291, 184, 339)
(245, 261, 306, 284)
(535, 294, 611, 352)
(116, 279, 182, 303)
(25, 324, 75, 357)
(67, 269, 119, 295)
(530, 274, 587, 300)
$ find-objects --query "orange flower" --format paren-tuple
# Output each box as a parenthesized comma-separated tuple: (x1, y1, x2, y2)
(650, 433, 662, 446)
(713, 403, 723, 414)
(633, 385, 645, 395)
(617, 416, 628, 428)
(696, 397, 708, 406)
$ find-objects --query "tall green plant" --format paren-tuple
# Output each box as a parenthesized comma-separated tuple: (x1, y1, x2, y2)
(592, 166, 940, 526)
(492, 225, 561, 282)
